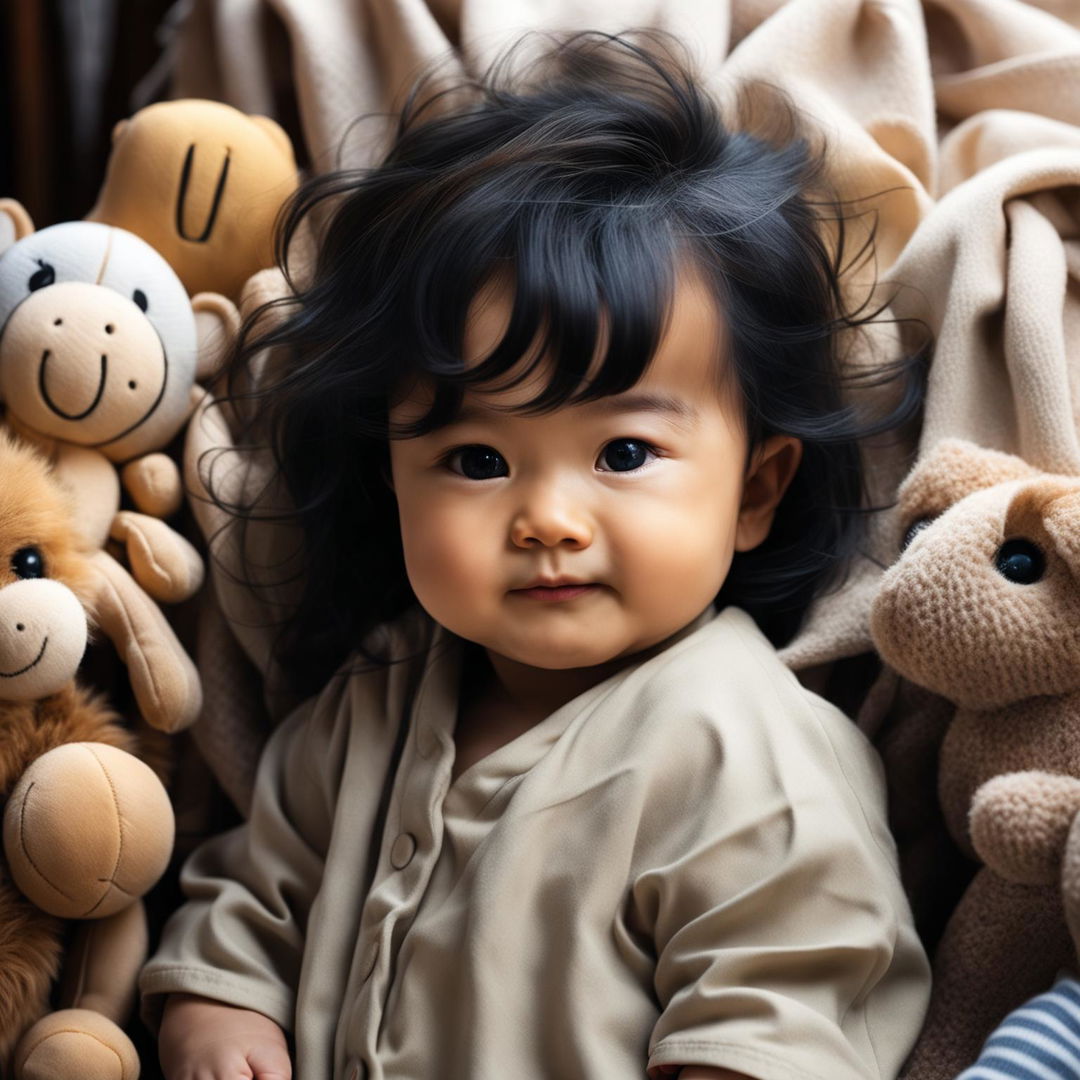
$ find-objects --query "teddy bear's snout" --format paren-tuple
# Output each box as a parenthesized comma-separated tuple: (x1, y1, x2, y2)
(0, 579, 87, 700)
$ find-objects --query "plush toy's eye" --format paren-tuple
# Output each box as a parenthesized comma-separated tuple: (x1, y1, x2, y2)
(28, 261, 55, 291)
(995, 538, 1044, 584)
(133, 289, 148, 312)
(11, 546, 45, 580)
(900, 517, 934, 552)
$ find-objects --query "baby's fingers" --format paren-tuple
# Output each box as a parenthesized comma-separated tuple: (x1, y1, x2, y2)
(247, 1044, 293, 1080)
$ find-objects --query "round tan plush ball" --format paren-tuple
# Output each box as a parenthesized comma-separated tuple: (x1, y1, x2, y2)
(2, 742, 174, 919)
(15, 1008, 140, 1080)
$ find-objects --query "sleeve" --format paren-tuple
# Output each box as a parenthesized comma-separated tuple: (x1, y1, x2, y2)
(631, 681, 930, 1080)
(139, 691, 341, 1032)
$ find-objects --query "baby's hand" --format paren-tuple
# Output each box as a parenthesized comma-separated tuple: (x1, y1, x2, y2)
(159, 993, 292, 1079)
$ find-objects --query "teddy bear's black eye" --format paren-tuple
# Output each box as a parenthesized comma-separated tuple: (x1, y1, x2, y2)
(900, 517, 934, 552)
(11, 546, 45, 580)
(995, 538, 1044, 584)
(28, 261, 55, 291)
(133, 289, 148, 312)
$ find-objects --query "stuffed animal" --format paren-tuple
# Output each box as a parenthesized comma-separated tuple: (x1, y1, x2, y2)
(870, 437, 1080, 1080)
(0, 200, 238, 732)
(0, 434, 175, 1079)
(88, 99, 299, 300)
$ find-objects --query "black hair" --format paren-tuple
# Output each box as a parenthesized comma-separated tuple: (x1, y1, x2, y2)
(210, 31, 927, 697)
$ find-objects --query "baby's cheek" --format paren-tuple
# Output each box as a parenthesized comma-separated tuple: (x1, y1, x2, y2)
(399, 504, 492, 623)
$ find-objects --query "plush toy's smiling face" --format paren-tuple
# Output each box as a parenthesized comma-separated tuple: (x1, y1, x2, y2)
(0, 437, 92, 700)
(0, 221, 197, 462)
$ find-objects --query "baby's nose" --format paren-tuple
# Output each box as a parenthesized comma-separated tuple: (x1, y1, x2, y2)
(509, 487, 593, 549)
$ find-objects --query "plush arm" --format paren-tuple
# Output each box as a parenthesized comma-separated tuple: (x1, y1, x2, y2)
(86, 549, 202, 732)
(109, 510, 205, 604)
(121, 452, 184, 517)
(969, 770, 1080, 885)
(13, 906, 146, 1080)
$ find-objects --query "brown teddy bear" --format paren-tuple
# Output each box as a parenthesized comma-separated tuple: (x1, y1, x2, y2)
(0, 434, 175, 1078)
(870, 437, 1080, 1080)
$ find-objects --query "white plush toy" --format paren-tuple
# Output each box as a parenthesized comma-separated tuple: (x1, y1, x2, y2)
(0, 203, 237, 732)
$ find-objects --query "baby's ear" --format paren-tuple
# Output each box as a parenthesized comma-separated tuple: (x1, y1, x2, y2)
(734, 435, 802, 552)
(0, 198, 33, 256)
(1005, 480, 1080, 580)
(899, 439, 1041, 524)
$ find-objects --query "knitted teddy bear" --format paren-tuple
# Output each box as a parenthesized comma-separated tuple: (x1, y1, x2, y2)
(869, 437, 1080, 1080)
(0, 434, 175, 1078)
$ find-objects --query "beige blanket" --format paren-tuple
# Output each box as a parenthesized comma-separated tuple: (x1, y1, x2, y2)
(172, 0, 1080, 809)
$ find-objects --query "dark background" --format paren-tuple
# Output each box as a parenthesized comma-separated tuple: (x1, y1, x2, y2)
(2, 6, 205, 1074)
(2, 0, 176, 228)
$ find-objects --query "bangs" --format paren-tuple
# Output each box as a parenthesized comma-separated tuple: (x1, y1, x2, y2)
(399, 203, 682, 434)
(395, 198, 680, 434)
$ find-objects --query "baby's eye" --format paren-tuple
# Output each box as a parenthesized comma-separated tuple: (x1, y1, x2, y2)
(447, 445, 508, 480)
(597, 438, 655, 473)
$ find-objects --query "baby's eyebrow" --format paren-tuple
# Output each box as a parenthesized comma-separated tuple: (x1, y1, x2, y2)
(447, 391, 698, 428)
(584, 392, 699, 429)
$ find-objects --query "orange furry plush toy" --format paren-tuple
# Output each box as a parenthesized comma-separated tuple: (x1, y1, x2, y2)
(0, 435, 174, 1079)
(870, 438, 1080, 1079)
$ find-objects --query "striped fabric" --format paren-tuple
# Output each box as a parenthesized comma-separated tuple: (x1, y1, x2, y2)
(958, 977, 1080, 1079)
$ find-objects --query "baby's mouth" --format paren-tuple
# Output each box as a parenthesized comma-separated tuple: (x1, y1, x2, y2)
(510, 583, 601, 602)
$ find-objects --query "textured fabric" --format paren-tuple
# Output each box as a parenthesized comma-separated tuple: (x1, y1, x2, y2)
(957, 976, 1080, 1080)
(139, 605, 930, 1080)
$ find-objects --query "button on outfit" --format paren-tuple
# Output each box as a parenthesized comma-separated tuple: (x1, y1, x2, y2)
(389, 833, 416, 869)
(140, 605, 930, 1080)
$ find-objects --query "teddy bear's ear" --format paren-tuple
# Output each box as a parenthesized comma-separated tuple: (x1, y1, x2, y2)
(191, 291, 241, 382)
(898, 439, 1041, 524)
(250, 115, 296, 162)
(0, 198, 34, 256)
(1008, 480, 1080, 580)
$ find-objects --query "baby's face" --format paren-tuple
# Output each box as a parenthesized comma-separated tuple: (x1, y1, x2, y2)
(389, 271, 795, 672)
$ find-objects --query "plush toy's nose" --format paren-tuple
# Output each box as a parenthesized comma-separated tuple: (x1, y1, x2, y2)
(0, 280, 164, 442)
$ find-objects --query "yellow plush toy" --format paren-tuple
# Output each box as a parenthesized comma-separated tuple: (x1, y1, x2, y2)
(88, 99, 299, 300)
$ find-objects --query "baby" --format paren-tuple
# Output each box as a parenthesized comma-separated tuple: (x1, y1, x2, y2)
(143, 32, 931, 1080)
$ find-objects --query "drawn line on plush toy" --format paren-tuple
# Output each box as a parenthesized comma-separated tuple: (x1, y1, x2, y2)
(0, 636, 47, 677)
(82, 744, 126, 918)
(18, 1027, 124, 1068)
(176, 144, 231, 243)
(38, 350, 108, 421)
(17, 782, 78, 902)
(87, 348, 170, 450)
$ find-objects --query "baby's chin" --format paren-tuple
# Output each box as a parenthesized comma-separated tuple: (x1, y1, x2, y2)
(465, 628, 643, 672)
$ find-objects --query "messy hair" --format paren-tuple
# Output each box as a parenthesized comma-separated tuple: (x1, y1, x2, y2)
(215, 31, 926, 696)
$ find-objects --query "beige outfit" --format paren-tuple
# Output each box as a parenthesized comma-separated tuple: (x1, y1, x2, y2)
(140, 605, 929, 1080)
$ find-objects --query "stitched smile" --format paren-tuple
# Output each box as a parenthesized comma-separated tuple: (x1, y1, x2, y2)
(39, 350, 108, 420)
(0, 636, 48, 677)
